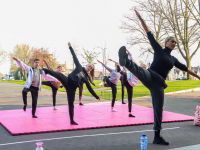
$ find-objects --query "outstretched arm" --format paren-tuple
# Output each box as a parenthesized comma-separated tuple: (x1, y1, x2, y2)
(13, 57, 30, 72)
(135, 10, 150, 33)
(97, 60, 112, 72)
(108, 59, 118, 64)
(187, 69, 200, 80)
(43, 59, 54, 71)
(68, 42, 81, 67)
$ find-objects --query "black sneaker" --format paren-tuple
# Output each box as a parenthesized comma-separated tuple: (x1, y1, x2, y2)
(129, 114, 135, 117)
(23, 105, 27, 112)
(118, 46, 128, 66)
(79, 103, 84, 106)
(32, 115, 38, 118)
(153, 136, 169, 145)
(70, 120, 78, 125)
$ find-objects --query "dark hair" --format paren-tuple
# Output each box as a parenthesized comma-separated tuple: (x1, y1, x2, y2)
(116, 65, 121, 72)
(89, 65, 95, 80)
(34, 58, 40, 62)
(57, 65, 62, 69)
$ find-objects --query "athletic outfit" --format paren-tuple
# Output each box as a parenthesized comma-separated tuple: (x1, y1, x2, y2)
(119, 31, 188, 130)
(101, 63, 121, 108)
(42, 61, 63, 107)
(120, 53, 140, 113)
(15, 59, 58, 117)
(43, 46, 99, 124)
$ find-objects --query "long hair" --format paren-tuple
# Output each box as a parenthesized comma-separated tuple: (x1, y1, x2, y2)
(89, 65, 95, 80)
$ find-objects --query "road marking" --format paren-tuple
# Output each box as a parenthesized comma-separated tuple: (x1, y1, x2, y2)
(0, 127, 179, 146)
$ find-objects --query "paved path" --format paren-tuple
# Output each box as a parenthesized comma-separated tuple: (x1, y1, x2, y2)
(0, 82, 200, 150)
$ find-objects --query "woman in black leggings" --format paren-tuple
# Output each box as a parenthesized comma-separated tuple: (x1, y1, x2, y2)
(118, 10, 200, 145)
(43, 42, 100, 125)
(42, 60, 63, 110)
(97, 59, 121, 112)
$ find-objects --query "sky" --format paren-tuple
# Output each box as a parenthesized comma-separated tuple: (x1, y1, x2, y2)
(0, 0, 200, 75)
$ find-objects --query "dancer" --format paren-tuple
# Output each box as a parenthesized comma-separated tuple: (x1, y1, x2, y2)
(42, 42, 100, 125)
(109, 54, 142, 117)
(78, 71, 97, 106)
(118, 10, 200, 145)
(13, 57, 60, 118)
(97, 59, 121, 112)
(100, 75, 126, 104)
(42, 59, 63, 110)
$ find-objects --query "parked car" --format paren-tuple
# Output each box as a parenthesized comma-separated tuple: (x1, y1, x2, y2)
(9, 77, 15, 80)
(176, 76, 187, 80)
(0, 77, 7, 81)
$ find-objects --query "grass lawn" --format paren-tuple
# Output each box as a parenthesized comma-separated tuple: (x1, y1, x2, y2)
(2, 80, 200, 100)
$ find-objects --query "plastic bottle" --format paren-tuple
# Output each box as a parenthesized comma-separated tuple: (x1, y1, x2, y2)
(140, 134, 148, 150)
(36, 142, 44, 150)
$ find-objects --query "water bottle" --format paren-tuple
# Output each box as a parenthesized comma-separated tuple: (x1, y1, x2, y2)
(140, 134, 148, 150)
(36, 142, 44, 150)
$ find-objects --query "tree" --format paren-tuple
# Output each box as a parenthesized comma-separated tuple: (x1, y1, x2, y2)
(30, 47, 58, 69)
(10, 44, 31, 80)
(121, 0, 200, 79)
(81, 47, 100, 65)
(0, 48, 7, 65)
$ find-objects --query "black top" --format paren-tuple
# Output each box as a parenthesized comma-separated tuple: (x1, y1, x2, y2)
(68, 46, 99, 99)
(147, 32, 188, 79)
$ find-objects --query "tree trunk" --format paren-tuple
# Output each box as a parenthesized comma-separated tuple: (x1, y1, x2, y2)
(186, 59, 192, 80)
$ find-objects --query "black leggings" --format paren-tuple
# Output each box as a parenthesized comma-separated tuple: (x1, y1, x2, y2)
(120, 71, 133, 112)
(43, 69, 76, 122)
(79, 84, 83, 102)
(103, 76, 117, 107)
(125, 60, 164, 130)
(22, 86, 39, 116)
(42, 81, 58, 106)
(120, 77, 125, 102)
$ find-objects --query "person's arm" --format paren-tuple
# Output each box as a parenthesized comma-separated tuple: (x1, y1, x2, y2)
(135, 10, 150, 33)
(187, 68, 200, 80)
(68, 42, 81, 67)
(84, 80, 100, 100)
(97, 60, 112, 72)
(173, 57, 200, 79)
(135, 10, 162, 51)
(108, 59, 118, 64)
(43, 60, 54, 71)
(13, 57, 30, 72)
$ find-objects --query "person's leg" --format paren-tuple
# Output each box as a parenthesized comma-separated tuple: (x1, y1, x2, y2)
(120, 71, 127, 104)
(111, 83, 117, 111)
(42, 69, 68, 86)
(66, 87, 78, 125)
(30, 86, 39, 118)
(22, 87, 30, 111)
(120, 77, 125, 104)
(126, 83, 135, 117)
(42, 81, 51, 86)
(52, 87, 58, 110)
(79, 84, 84, 105)
(150, 85, 169, 145)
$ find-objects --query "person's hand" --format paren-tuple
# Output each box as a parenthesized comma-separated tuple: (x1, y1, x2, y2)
(13, 57, 18, 61)
(97, 98, 100, 101)
(97, 60, 102, 64)
(43, 59, 46, 63)
(134, 9, 141, 17)
(126, 49, 130, 54)
(95, 85, 98, 87)
(68, 42, 71, 47)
